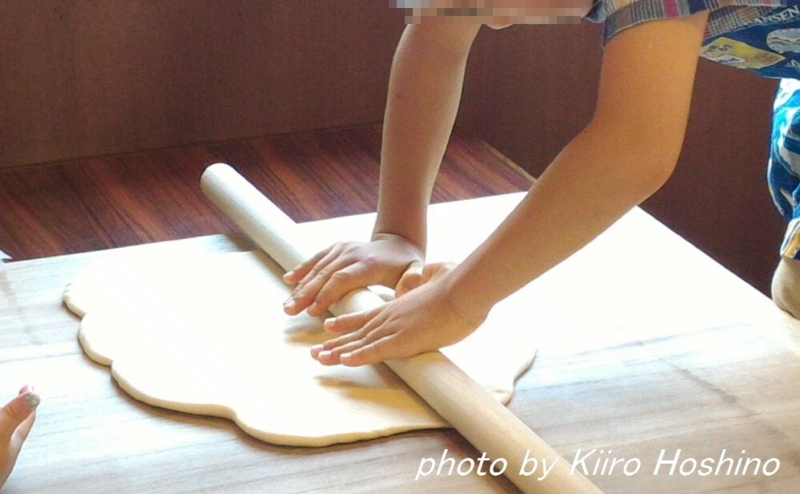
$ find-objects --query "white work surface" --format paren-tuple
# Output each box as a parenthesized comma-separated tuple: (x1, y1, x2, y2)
(2, 193, 799, 493)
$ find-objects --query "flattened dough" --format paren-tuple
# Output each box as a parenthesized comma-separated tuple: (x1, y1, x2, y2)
(64, 247, 538, 447)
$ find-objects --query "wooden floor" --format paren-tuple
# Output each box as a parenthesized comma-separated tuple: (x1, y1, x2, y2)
(0, 125, 531, 261)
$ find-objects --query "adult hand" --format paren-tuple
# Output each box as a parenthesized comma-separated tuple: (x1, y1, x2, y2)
(1, 386, 39, 488)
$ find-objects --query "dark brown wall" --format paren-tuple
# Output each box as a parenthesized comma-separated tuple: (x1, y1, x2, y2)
(647, 62, 783, 296)
(461, 24, 603, 173)
(0, 3, 785, 295)
(0, 0, 404, 167)
(460, 22, 784, 295)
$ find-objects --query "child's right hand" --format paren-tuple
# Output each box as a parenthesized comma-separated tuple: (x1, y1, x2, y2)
(282, 233, 424, 317)
(1, 386, 39, 489)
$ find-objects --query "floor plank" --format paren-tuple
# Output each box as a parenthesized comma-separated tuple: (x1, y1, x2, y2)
(0, 125, 531, 261)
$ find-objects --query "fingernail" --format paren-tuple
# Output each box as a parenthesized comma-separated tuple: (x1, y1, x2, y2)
(340, 352, 352, 360)
(283, 297, 295, 309)
(318, 351, 332, 359)
(307, 303, 319, 315)
(324, 318, 336, 328)
(310, 344, 324, 353)
(25, 392, 41, 411)
(283, 270, 294, 280)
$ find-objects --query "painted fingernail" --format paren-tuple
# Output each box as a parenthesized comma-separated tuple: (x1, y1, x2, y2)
(25, 392, 41, 411)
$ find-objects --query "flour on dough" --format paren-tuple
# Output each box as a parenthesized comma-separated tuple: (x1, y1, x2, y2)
(64, 249, 536, 447)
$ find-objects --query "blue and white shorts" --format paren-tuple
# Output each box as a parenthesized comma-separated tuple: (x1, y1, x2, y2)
(769, 78, 800, 259)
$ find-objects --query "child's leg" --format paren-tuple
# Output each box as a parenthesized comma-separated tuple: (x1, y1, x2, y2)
(768, 78, 800, 318)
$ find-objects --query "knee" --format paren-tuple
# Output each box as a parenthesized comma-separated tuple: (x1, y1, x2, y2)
(771, 257, 800, 319)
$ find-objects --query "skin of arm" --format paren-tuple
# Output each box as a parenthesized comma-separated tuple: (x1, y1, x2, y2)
(311, 12, 711, 366)
(282, 20, 482, 317)
(373, 20, 482, 254)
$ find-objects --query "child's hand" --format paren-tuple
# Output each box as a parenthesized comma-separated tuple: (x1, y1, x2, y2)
(1, 386, 40, 488)
(310, 262, 488, 366)
(283, 233, 424, 317)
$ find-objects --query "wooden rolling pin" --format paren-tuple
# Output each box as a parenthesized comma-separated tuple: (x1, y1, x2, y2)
(201, 163, 603, 494)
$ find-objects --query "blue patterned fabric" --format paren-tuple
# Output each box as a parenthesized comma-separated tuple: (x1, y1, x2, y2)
(586, 0, 800, 79)
(585, 0, 785, 48)
(770, 79, 800, 258)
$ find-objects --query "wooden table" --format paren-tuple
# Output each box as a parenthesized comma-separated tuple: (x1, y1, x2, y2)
(2, 193, 800, 493)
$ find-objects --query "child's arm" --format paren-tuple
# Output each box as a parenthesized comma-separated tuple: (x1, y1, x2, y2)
(312, 12, 711, 366)
(283, 21, 482, 317)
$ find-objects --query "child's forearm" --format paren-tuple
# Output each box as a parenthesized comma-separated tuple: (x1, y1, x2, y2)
(373, 22, 481, 252)
(443, 13, 707, 322)
(445, 121, 680, 321)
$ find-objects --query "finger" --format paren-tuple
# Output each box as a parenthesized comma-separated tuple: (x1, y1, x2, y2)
(294, 246, 344, 289)
(339, 303, 448, 366)
(13, 411, 36, 445)
(340, 327, 434, 367)
(312, 333, 363, 364)
(310, 330, 362, 359)
(0, 390, 40, 441)
(422, 261, 457, 283)
(310, 310, 379, 357)
(395, 261, 424, 297)
(315, 338, 365, 365)
(282, 248, 329, 284)
(309, 263, 381, 316)
(285, 257, 355, 315)
(340, 336, 405, 367)
(310, 309, 388, 360)
(315, 324, 393, 365)
(322, 310, 375, 335)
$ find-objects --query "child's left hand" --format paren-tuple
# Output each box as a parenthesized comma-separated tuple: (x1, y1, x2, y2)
(310, 262, 488, 366)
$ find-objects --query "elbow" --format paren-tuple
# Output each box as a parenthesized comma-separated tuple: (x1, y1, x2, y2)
(633, 148, 680, 199)
(618, 148, 681, 207)
(583, 119, 685, 202)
